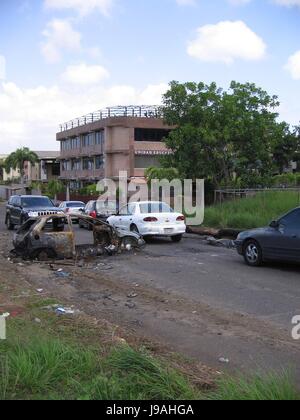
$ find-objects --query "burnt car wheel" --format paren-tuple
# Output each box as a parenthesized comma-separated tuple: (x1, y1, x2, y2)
(34, 248, 57, 262)
(243, 240, 263, 267)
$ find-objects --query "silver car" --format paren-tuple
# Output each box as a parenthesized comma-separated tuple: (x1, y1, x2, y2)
(58, 201, 85, 222)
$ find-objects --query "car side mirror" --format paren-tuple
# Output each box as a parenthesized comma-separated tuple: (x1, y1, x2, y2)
(270, 220, 279, 228)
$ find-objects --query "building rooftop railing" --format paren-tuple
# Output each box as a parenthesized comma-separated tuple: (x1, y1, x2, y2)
(59, 105, 162, 132)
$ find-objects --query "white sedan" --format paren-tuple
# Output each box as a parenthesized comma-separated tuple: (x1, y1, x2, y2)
(107, 201, 186, 242)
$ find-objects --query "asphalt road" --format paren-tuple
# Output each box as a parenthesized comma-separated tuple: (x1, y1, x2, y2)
(1, 203, 300, 382)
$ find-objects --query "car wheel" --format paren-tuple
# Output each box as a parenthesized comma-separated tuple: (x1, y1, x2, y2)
(35, 248, 57, 262)
(243, 240, 263, 267)
(130, 224, 139, 234)
(171, 235, 183, 243)
(6, 215, 15, 231)
(79, 221, 84, 229)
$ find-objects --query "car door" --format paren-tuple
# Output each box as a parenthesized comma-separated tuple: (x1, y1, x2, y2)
(114, 205, 135, 230)
(261, 209, 300, 262)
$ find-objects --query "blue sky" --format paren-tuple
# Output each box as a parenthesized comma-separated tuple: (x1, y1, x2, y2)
(1, 0, 300, 153)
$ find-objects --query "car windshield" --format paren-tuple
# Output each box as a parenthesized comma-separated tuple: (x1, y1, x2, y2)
(96, 201, 117, 212)
(67, 202, 85, 208)
(139, 203, 174, 214)
(21, 197, 54, 208)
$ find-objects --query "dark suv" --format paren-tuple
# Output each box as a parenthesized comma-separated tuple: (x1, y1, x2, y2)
(5, 195, 62, 230)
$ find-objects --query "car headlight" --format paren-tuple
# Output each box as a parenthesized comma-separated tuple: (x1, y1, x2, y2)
(28, 211, 39, 218)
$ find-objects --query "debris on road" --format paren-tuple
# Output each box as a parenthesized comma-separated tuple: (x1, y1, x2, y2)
(55, 270, 70, 278)
(219, 357, 230, 364)
(206, 237, 236, 249)
(125, 302, 136, 309)
(127, 292, 138, 299)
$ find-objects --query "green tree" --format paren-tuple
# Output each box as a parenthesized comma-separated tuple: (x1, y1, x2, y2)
(5, 147, 38, 186)
(161, 81, 296, 187)
(45, 180, 65, 200)
(145, 167, 179, 182)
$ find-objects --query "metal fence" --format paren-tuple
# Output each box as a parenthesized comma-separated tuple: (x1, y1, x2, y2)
(59, 105, 162, 132)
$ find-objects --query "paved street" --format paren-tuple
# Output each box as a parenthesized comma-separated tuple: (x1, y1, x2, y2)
(1, 203, 300, 383)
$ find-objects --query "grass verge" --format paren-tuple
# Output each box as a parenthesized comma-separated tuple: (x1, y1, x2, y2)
(0, 315, 299, 400)
(204, 191, 300, 230)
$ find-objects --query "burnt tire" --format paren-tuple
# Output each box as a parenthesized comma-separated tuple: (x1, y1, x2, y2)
(6, 215, 15, 231)
(34, 248, 57, 262)
(243, 240, 263, 267)
(171, 235, 183, 243)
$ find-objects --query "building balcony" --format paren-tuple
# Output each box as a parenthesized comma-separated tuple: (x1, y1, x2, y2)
(60, 145, 104, 159)
(60, 168, 105, 180)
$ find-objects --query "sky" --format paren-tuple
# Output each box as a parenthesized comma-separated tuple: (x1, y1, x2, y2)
(1, 0, 300, 153)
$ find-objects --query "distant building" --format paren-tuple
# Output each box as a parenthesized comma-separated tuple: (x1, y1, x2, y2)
(0, 154, 21, 182)
(24, 151, 61, 183)
(57, 105, 173, 190)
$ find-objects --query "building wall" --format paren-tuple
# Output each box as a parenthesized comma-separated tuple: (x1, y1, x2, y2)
(57, 116, 173, 185)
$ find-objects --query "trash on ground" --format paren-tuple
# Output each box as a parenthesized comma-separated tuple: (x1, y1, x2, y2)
(127, 292, 138, 299)
(219, 357, 230, 364)
(206, 237, 236, 249)
(125, 302, 136, 309)
(55, 270, 70, 278)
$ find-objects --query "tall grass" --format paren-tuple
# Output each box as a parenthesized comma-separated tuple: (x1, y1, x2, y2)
(0, 323, 199, 400)
(204, 191, 300, 229)
(207, 372, 300, 401)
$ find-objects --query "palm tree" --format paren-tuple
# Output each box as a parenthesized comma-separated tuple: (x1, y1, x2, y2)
(5, 147, 38, 186)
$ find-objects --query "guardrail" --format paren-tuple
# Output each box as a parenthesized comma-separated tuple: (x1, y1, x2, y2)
(59, 105, 162, 132)
(214, 187, 300, 204)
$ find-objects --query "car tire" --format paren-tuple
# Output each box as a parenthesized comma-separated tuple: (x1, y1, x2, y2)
(171, 235, 183, 243)
(34, 248, 57, 262)
(79, 221, 84, 229)
(6, 215, 15, 231)
(243, 240, 263, 267)
(130, 224, 139, 234)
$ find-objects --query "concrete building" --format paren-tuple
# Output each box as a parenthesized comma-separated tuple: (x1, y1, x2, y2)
(0, 154, 21, 182)
(57, 106, 173, 190)
(24, 151, 61, 183)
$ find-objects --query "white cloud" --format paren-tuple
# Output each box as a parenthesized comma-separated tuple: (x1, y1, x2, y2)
(0, 55, 6, 80)
(41, 19, 82, 63)
(285, 50, 300, 79)
(62, 63, 110, 85)
(176, 0, 196, 6)
(228, 0, 251, 4)
(273, 0, 300, 6)
(44, 0, 113, 17)
(0, 79, 168, 153)
(187, 20, 267, 64)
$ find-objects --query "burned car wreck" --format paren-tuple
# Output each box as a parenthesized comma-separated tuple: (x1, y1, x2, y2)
(12, 214, 145, 261)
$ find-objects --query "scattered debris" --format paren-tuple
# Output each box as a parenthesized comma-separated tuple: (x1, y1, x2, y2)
(125, 302, 136, 309)
(1, 312, 10, 318)
(55, 270, 70, 278)
(206, 237, 236, 249)
(34, 318, 41, 324)
(36, 289, 44, 293)
(127, 292, 138, 299)
(219, 357, 230, 364)
(55, 306, 80, 315)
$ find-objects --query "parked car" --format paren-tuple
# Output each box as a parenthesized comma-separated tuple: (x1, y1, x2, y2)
(12, 214, 145, 261)
(235, 207, 300, 266)
(79, 200, 118, 229)
(58, 201, 85, 222)
(5, 195, 62, 230)
(107, 201, 186, 242)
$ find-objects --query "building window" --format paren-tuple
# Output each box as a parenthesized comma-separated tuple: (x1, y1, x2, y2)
(52, 163, 61, 176)
(83, 157, 94, 170)
(95, 131, 105, 152)
(82, 133, 95, 148)
(134, 128, 170, 142)
(95, 155, 104, 169)
(62, 160, 71, 171)
(71, 159, 81, 171)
